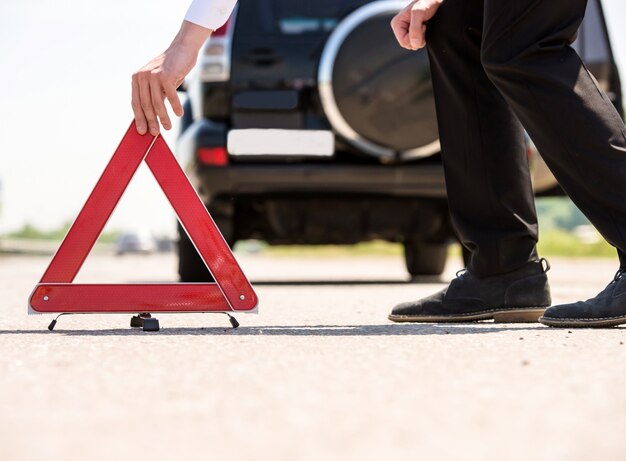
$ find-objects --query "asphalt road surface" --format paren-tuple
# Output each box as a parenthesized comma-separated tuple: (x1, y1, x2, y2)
(1, 252, 625, 461)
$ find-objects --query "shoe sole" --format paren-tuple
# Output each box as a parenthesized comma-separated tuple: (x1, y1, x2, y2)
(388, 308, 546, 324)
(539, 315, 626, 328)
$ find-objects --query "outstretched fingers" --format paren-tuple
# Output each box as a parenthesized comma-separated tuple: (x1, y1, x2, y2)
(131, 75, 148, 135)
(136, 72, 160, 136)
(150, 74, 172, 131)
(164, 81, 184, 118)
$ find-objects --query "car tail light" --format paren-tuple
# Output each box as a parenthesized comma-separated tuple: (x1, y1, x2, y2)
(197, 147, 229, 166)
(211, 19, 231, 37)
(199, 6, 237, 83)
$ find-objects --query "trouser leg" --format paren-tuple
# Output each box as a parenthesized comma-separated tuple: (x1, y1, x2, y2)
(425, 0, 539, 277)
(481, 0, 626, 268)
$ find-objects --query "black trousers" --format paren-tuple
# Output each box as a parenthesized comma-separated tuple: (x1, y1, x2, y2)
(426, 0, 626, 277)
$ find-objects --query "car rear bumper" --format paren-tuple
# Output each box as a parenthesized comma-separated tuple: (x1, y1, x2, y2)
(196, 162, 447, 198)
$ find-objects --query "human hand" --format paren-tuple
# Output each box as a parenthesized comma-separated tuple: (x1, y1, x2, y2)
(132, 21, 211, 136)
(390, 0, 443, 51)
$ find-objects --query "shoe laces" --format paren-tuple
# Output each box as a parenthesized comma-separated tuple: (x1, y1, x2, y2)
(455, 268, 468, 278)
(612, 268, 626, 284)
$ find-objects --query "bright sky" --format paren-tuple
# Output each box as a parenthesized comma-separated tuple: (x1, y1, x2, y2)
(1, 0, 626, 237)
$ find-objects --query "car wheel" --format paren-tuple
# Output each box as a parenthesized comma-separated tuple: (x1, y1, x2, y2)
(177, 214, 235, 282)
(404, 240, 448, 276)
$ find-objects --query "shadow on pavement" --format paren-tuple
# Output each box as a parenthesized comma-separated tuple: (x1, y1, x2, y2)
(249, 277, 444, 286)
(0, 323, 549, 337)
(127, 276, 446, 286)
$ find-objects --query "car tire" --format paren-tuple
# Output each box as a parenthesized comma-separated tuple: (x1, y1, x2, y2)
(404, 240, 448, 276)
(177, 98, 213, 282)
(178, 223, 213, 282)
(177, 214, 235, 282)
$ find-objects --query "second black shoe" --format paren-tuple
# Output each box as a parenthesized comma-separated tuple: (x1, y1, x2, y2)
(539, 268, 626, 328)
(389, 259, 552, 323)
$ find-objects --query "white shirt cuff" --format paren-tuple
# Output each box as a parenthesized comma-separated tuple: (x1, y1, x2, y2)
(184, 0, 237, 30)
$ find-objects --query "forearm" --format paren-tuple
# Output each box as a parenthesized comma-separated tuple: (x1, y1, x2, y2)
(170, 20, 213, 56)
(176, 0, 238, 54)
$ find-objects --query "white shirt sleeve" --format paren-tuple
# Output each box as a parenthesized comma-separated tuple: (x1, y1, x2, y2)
(184, 0, 238, 31)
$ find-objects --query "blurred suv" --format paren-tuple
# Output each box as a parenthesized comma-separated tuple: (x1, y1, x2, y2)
(176, 0, 623, 281)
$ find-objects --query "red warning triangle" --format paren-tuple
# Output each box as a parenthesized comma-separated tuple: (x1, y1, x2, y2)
(29, 122, 258, 314)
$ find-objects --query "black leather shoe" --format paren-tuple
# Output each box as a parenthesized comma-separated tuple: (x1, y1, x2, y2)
(389, 259, 551, 323)
(539, 268, 626, 328)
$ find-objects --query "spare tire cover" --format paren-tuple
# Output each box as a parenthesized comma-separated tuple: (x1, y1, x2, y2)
(322, 5, 439, 157)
